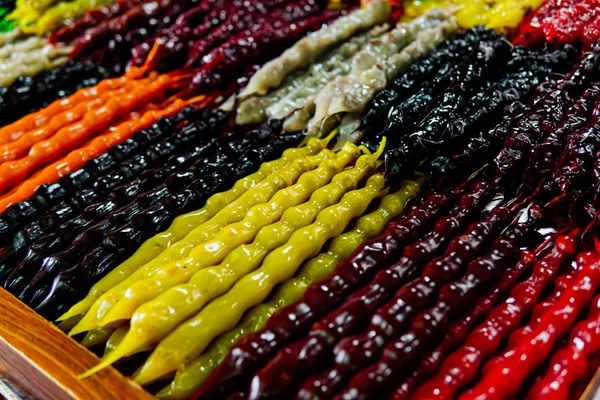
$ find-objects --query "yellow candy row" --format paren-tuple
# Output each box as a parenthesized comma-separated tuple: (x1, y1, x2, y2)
(158, 176, 423, 399)
(77, 141, 380, 379)
(133, 172, 387, 384)
(84, 145, 357, 373)
(60, 135, 335, 326)
(403, 0, 544, 29)
(61, 134, 420, 398)
(9, 0, 113, 35)
(58, 133, 424, 395)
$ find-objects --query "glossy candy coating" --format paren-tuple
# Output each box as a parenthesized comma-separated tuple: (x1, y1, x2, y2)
(195, 188, 455, 399)
(59, 134, 331, 325)
(414, 235, 579, 399)
(136, 173, 387, 386)
(36, 133, 305, 319)
(0, 107, 202, 242)
(158, 179, 422, 400)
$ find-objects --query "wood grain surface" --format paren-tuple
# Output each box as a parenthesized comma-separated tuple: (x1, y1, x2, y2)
(0, 288, 155, 400)
(582, 365, 600, 400)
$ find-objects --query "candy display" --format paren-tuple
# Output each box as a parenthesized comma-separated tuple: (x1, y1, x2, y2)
(240, 0, 390, 97)
(85, 145, 363, 334)
(0, 1, 600, 399)
(381, 40, 577, 183)
(462, 249, 600, 400)
(48, 0, 337, 76)
(58, 134, 333, 326)
(306, 8, 457, 137)
(137, 173, 387, 384)
(236, 0, 391, 126)
(0, 0, 320, 202)
(359, 25, 494, 136)
(0, 108, 193, 244)
(0, 110, 227, 290)
(36, 129, 306, 317)
(0, 72, 184, 195)
(135, 0, 337, 71)
(189, 37, 600, 400)
(157, 177, 422, 399)
(236, 24, 388, 126)
(5, 121, 302, 314)
(528, 293, 600, 399)
(72, 141, 341, 338)
(185, 7, 343, 95)
(52, 0, 195, 75)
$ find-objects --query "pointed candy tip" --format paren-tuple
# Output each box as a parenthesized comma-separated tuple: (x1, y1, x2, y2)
(99, 305, 133, 328)
(323, 128, 339, 146)
(373, 136, 387, 159)
(57, 300, 91, 322)
(55, 314, 69, 322)
(80, 340, 136, 379)
(357, 144, 372, 155)
(69, 313, 102, 336)
(132, 363, 156, 386)
(78, 359, 113, 379)
(133, 352, 177, 386)
(69, 323, 92, 337)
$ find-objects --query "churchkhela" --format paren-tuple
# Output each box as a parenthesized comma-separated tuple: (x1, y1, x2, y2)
(0, 1, 599, 400)
(188, 31, 600, 400)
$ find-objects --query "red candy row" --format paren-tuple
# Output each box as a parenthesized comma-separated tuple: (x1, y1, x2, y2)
(516, 0, 600, 46)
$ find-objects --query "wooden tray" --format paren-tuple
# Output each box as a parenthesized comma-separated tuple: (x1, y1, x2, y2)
(0, 288, 154, 400)
(0, 285, 598, 400)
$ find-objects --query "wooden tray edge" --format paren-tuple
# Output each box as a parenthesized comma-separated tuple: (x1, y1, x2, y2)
(0, 287, 154, 400)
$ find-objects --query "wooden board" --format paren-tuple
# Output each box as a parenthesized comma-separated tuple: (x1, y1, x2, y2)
(0, 288, 154, 400)
(582, 366, 600, 400)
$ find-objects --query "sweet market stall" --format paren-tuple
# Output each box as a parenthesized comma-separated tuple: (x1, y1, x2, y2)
(0, 1, 600, 399)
